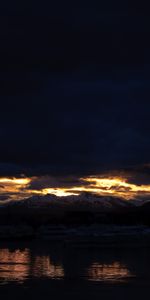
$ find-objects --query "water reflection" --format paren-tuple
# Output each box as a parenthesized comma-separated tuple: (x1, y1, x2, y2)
(33, 256, 64, 279)
(0, 243, 137, 284)
(87, 262, 133, 282)
(0, 249, 30, 283)
(0, 248, 64, 283)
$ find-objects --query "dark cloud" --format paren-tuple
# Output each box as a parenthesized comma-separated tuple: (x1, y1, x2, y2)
(0, 1, 150, 183)
(0, 73, 150, 177)
(27, 175, 90, 191)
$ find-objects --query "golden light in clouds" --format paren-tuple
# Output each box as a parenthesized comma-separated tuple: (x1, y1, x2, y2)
(0, 178, 30, 185)
(0, 177, 33, 201)
(42, 188, 79, 197)
(42, 176, 150, 199)
(2, 175, 150, 200)
(83, 176, 150, 198)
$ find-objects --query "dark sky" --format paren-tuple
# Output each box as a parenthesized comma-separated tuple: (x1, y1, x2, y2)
(0, 1, 150, 179)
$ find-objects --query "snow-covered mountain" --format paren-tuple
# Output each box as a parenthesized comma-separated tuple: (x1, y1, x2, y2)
(0, 192, 136, 213)
(0, 192, 150, 227)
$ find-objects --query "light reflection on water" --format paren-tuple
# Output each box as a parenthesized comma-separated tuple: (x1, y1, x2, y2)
(33, 255, 64, 279)
(0, 245, 135, 284)
(0, 249, 30, 283)
(87, 262, 133, 282)
(0, 248, 64, 283)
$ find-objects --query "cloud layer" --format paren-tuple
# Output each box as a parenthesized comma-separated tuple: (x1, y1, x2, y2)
(0, 1, 150, 189)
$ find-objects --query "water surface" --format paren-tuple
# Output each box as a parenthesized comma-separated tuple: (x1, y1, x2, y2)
(0, 241, 150, 299)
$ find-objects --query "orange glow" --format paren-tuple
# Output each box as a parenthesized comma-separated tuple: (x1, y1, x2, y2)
(87, 262, 133, 282)
(41, 176, 150, 199)
(82, 176, 150, 198)
(0, 248, 30, 283)
(42, 188, 79, 197)
(0, 177, 33, 201)
(0, 178, 30, 185)
(1, 175, 150, 201)
(0, 248, 64, 283)
(33, 256, 64, 279)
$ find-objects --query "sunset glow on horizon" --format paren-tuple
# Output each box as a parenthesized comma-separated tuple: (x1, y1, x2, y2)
(1, 175, 150, 201)
(42, 176, 150, 199)
(0, 177, 31, 185)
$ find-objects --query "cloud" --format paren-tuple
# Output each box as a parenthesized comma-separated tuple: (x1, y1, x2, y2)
(0, 72, 150, 178)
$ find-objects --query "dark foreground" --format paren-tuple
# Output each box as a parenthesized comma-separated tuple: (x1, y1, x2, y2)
(0, 241, 150, 299)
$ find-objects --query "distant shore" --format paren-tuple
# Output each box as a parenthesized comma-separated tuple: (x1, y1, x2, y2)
(0, 224, 150, 247)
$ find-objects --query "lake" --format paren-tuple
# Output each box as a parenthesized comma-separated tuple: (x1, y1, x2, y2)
(0, 241, 150, 299)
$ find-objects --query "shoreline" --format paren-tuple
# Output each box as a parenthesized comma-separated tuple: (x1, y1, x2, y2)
(0, 224, 150, 246)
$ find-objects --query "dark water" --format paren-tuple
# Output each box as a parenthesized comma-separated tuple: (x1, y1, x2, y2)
(0, 241, 150, 299)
